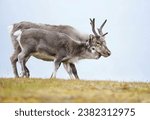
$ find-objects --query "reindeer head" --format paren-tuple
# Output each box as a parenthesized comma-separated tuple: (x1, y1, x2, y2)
(89, 18, 111, 57)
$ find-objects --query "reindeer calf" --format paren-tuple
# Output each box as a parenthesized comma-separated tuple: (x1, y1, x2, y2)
(14, 28, 101, 78)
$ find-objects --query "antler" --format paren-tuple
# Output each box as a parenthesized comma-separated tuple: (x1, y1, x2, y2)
(90, 18, 99, 36)
(97, 19, 107, 36)
(102, 32, 108, 36)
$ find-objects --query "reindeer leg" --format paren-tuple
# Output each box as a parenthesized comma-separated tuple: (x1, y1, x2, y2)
(63, 63, 75, 79)
(24, 56, 30, 78)
(10, 48, 21, 78)
(10, 35, 22, 78)
(69, 63, 79, 79)
(18, 50, 30, 78)
(10, 53, 19, 78)
(63, 63, 79, 80)
(51, 55, 65, 79)
(25, 66, 30, 78)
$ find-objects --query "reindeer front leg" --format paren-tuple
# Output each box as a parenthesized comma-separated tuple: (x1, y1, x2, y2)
(63, 63, 79, 80)
(51, 54, 65, 79)
(69, 63, 79, 79)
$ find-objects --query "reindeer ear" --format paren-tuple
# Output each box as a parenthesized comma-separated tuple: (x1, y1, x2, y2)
(89, 34, 94, 40)
(85, 39, 89, 46)
(86, 34, 94, 46)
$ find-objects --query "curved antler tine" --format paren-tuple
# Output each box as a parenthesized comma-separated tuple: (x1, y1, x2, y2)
(102, 32, 108, 37)
(89, 18, 99, 36)
(90, 18, 93, 23)
(98, 19, 107, 35)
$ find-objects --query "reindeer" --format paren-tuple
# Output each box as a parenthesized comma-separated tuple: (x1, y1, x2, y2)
(13, 28, 102, 78)
(9, 18, 111, 79)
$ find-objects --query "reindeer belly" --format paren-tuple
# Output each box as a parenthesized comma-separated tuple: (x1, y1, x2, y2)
(65, 57, 79, 63)
(32, 52, 80, 63)
(32, 52, 55, 61)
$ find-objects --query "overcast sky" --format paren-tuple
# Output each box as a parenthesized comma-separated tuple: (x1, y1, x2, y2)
(0, 0, 150, 82)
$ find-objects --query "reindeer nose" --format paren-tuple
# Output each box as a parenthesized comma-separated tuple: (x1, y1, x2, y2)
(107, 51, 111, 56)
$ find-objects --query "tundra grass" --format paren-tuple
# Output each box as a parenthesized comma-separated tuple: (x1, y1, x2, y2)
(0, 78, 150, 103)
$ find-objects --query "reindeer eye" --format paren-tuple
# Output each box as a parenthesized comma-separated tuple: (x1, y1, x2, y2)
(90, 47, 96, 53)
(92, 47, 95, 50)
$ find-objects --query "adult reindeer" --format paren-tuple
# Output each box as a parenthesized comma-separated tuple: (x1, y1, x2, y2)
(9, 18, 111, 79)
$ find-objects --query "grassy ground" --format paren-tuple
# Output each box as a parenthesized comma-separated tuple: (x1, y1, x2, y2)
(0, 78, 150, 103)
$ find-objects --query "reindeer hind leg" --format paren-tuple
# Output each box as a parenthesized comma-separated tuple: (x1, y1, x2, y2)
(10, 46, 21, 78)
(18, 50, 30, 78)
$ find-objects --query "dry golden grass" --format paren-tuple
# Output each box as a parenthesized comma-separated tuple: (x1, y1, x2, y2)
(0, 78, 150, 103)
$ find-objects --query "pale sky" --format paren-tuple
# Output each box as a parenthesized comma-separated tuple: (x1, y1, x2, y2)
(0, 0, 150, 82)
